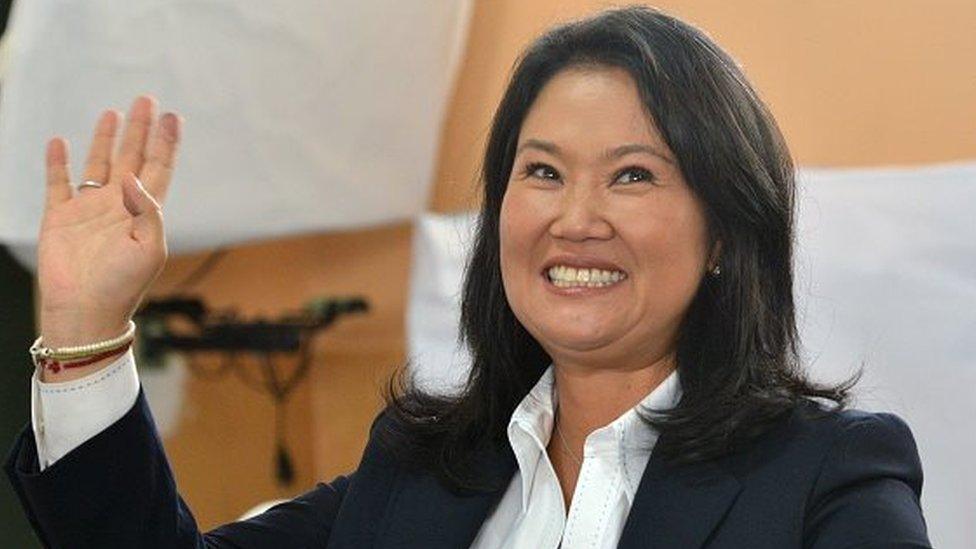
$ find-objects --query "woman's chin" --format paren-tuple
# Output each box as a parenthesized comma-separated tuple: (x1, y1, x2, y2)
(534, 326, 619, 355)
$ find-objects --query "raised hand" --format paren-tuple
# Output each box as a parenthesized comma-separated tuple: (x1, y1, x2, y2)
(37, 96, 182, 380)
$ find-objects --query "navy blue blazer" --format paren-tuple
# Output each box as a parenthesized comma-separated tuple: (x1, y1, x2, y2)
(6, 387, 931, 548)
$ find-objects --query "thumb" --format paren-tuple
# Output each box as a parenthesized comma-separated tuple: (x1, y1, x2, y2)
(121, 173, 164, 245)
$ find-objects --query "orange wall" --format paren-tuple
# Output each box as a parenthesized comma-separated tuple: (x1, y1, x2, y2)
(144, 0, 975, 529)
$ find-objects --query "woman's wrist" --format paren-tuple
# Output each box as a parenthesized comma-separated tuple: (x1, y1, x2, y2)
(39, 310, 131, 349)
(39, 324, 131, 349)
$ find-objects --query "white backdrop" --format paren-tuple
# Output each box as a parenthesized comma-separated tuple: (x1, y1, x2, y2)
(407, 162, 976, 548)
(0, 0, 473, 269)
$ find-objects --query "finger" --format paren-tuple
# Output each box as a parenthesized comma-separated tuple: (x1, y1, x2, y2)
(45, 137, 73, 208)
(139, 112, 182, 204)
(82, 110, 121, 185)
(121, 173, 165, 248)
(111, 95, 157, 183)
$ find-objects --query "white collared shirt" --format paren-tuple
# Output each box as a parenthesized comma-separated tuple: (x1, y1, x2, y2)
(470, 364, 682, 549)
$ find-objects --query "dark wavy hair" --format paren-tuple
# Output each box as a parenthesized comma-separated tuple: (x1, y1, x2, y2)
(378, 5, 860, 493)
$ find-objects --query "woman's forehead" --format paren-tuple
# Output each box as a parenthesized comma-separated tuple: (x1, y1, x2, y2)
(517, 67, 671, 161)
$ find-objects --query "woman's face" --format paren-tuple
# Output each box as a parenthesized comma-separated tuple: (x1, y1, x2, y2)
(500, 66, 715, 369)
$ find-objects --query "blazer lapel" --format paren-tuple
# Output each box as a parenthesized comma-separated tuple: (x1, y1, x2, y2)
(617, 447, 742, 548)
(376, 442, 516, 548)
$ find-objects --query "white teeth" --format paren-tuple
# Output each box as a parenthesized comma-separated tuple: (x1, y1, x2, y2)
(546, 266, 626, 288)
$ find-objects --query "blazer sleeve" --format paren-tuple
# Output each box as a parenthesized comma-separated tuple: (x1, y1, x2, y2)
(803, 411, 932, 549)
(4, 386, 352, 548)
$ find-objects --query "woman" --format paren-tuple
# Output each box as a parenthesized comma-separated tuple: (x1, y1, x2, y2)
(5, 5, 930, 548)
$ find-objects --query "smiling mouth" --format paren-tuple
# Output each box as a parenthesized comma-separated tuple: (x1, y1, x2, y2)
(544, 265, 628, 289)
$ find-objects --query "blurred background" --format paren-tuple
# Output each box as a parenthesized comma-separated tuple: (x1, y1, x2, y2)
(1, 1, 973, 547)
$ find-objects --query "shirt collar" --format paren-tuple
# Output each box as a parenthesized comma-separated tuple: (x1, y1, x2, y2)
(507, 364, 683, 511)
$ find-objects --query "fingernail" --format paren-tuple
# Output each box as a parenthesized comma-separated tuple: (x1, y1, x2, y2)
(161, 113, 181, 141)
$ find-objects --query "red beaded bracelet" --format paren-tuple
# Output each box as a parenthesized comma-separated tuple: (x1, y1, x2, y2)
(37, 342, 133, 374)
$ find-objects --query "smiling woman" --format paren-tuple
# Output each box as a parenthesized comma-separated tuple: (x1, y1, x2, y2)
(498, 66, 718, 514)
(4, 4, 931, 548)
(374, 4, 931, 548)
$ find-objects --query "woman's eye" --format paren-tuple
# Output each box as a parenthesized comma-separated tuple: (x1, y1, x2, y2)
(524, 162, 560, 181)
(520, 163, 654, 185)
(615, 166, 655, 185)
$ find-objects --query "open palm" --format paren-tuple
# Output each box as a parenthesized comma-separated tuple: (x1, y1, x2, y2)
(38, 96, 182, 345)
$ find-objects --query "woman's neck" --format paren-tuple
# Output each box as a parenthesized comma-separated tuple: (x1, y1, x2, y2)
(550, 354, 676, 453)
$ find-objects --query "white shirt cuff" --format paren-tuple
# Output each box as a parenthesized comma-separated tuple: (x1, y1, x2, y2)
(31, 348, 140, 471)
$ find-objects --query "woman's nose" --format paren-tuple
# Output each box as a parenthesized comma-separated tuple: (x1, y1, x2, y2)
(548, 184, 614, 242)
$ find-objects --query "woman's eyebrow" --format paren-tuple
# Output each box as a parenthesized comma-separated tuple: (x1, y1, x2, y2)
(515, 138, 674, 164)
(516, 138, 561, 157)
(603, 143, 674, 164)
